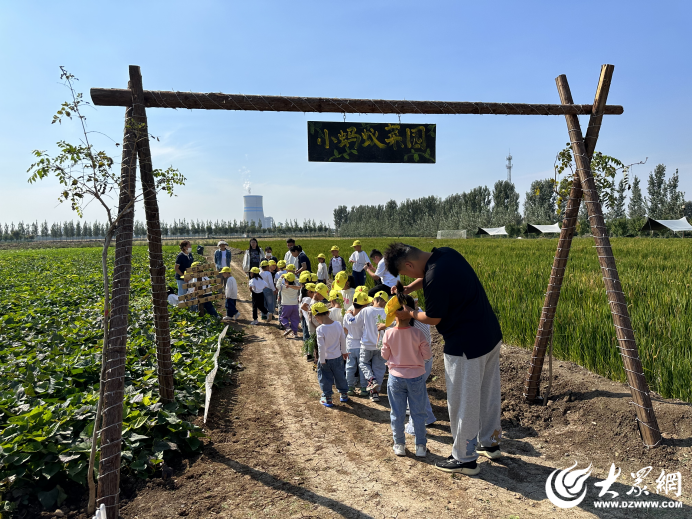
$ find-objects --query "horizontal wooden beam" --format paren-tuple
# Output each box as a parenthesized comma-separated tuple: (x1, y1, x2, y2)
(90, 88, 624, 116)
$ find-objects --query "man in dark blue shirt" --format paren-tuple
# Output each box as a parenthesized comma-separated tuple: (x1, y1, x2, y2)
(290, 246, 311, 274)
(385, 242, 503, 475)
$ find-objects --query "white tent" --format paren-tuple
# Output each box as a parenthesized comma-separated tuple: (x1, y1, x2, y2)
(526, 223, 561, 234)
(640, 217, 692, 233)
(476, 226, 507, 236)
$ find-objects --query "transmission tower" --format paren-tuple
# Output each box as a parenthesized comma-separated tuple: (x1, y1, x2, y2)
(506, 152, 513, 183)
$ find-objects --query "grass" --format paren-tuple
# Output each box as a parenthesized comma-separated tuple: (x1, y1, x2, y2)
(218, 236, 691, 401)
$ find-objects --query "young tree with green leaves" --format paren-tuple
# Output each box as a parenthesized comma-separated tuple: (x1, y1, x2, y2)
(27, 67, 184, 514)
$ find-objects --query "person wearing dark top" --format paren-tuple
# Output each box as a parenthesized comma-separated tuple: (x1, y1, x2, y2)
(264, 246, 278, 263)
(175, 240, 194, 296)
(245, 238, 263, 278)
(290, 245, 311, 274)
(384, 243, 503, 476)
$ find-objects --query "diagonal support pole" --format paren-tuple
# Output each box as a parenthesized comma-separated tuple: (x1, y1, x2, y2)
(554, 74, 662, 447)
(524, 64, 613, 402)
(129, 65, 175, 403)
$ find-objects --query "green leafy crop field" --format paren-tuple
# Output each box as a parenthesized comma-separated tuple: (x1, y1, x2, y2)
(228, 236, 691, 402)
(0, 246, 242, 513)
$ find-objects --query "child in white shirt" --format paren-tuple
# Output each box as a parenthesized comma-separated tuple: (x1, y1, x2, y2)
(248, 267, 268, 325)
(316, 254, 329, 285)
(300, 283, 316, 360)
(220, 267, 239, 321)
(328, 290, 344, 325)
(260, 261, 276, 321)
(343, 302, 366, 395)
(312, 302, 349, 407)
(352, 290, 388, 402)
(277, 272, 301, 337)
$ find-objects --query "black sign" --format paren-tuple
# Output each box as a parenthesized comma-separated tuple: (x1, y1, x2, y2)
(308, 121, 435, 163)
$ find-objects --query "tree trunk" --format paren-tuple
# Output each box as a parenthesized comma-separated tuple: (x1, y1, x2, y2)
(556, 75, 662, 448)
(129, 65, 175, 403)
(96, 90, 138, 518)
(523, 65, 614, 401)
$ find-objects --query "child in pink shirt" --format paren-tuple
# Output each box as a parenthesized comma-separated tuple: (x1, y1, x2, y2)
(381, 293, 432, 458)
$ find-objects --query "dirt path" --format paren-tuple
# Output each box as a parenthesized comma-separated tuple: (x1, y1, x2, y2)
(120, 253, 692, 519)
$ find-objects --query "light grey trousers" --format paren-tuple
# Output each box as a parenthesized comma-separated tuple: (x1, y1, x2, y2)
(444, 340, 502, 463)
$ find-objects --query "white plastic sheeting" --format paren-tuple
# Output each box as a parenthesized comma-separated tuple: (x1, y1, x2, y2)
(526, 223, 561, 234)
(476, 226, 507, 236)
(640, 217, 692, 233)
(204, 324, 229, 423)
(437, 230, 467, 239)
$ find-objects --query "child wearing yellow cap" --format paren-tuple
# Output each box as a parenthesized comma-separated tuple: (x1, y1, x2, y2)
(348, 240, 370, 287)
(380, 291, 432, 458)
(274, 260, 288, 323)
(351, 291, 387, 402)
(277, 273, 301, 337)
(316, 254, 328, 285)
(328, 246, 347, 283)
(311, 302, 349, 407)
(328, 291, 344, 325)
(260, 262, 276, 321)
(300, 283, 316, 361)
(248, 267, 269, 325)
(343, 293, 367, 396)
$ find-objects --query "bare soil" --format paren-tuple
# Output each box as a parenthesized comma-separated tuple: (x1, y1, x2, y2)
(117, 251, 691, 519)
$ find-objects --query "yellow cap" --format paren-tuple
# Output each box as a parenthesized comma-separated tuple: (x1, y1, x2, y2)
(374, 290, 390, 302)
(317, 253, 326, 259)
(385, 294, 403, 327)
(269, 260, 277, 265)
(283, 272, 296, 282)
(354, 285, 368, 294)
(354, 292, 373, 306)
(250, 267, 261, 274)
(299, 271, 311, 283)
(191, 261, 202, 267)
(260, 260, 269, 267)
(330, 245, 339, 251)
(314, 283, 329, 300)
(311, 302, 329, 316)
(352, 240, 361, 247)
(310, 273, 318, 282)
(332, 271, 348, 291)
(277, 260, 286, 268)
(220, 267, 232, 273)
(286, 264, 296, 272)
(329, 290, 343, 302)
(305, 283, 316, 292)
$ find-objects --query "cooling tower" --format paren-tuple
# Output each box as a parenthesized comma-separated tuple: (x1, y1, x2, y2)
(243, 195, 265, 226)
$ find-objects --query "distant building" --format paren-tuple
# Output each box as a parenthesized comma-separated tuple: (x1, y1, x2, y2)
(243, 195, 274, 229)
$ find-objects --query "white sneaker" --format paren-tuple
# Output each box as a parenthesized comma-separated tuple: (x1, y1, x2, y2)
(250, 320, 259, 325)
(393, 444, 406, 457)
(234, 312, 241, 320)
(415, 445, 427, 457)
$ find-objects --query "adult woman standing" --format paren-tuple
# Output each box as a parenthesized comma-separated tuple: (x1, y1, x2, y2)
(174, 240, 194, 296)
(242, 237, 263, 278)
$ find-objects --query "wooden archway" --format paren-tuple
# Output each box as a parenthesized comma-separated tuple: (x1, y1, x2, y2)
(90, 64, 661, 517)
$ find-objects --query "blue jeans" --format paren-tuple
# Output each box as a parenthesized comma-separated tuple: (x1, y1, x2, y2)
(225, 298, 237, 317)
(263, 288, 275, 314)
(352, 270, 366, 287)
(388, 373, 428, 446)
(317, 357, 348, 398)
(407, 357, 436, 427)
(346, 348, 365, 388)
(359, 348, 386, 387)
(176, 279, 186, 296)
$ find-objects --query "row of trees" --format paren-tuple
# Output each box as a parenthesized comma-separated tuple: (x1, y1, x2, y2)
(0, 217, 334, 241)
(333, 164, 690, 237)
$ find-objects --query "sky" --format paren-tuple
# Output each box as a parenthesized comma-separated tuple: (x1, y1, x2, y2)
(0, 0, 690, 229)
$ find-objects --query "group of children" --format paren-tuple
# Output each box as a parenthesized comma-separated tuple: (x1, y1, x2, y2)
(219, 243, 435, 459)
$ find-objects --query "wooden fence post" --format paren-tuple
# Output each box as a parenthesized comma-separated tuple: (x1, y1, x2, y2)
(129, 65, 175, 403)
(524, 65, 614, 401)
(556, 75, 662, 448)
(96, 83, 138, 516)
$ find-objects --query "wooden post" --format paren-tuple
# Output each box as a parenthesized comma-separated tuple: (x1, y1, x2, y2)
(556, 76, 662, 447)
(524, 65, 614, 401)
(129, 65, 175, 403)
(96, 85, 138, 517)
